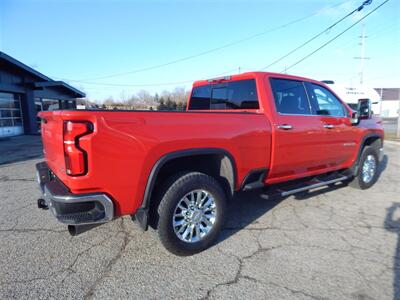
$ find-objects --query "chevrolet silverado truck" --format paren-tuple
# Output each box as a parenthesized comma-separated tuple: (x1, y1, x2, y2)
(36, 72, 384, 255)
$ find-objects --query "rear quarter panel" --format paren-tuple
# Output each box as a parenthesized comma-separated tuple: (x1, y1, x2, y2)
(41, 110, 272, 216)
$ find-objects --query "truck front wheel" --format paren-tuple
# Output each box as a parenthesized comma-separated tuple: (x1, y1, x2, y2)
(349, 146, 379, 190)
(157, 172, 227, 256)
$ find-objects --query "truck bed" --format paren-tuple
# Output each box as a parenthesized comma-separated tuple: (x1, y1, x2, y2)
(39, 109, 272, 216)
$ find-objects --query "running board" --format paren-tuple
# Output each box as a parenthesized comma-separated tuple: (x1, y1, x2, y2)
(263, 172, 350, 199)
(279, 175, 348, 197)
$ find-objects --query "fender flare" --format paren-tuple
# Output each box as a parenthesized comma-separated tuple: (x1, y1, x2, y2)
(135, 148, 237, 230)
(350, 133, 383, 175)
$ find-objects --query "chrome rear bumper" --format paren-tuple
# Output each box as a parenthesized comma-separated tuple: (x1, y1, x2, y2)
(36, 162, 114, 225)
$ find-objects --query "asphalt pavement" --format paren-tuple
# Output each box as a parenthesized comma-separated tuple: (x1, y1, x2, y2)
(0, 141, 399, 299)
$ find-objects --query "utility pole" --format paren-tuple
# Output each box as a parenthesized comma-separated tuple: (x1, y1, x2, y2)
(397, 110, 400, 139)
(354, 23, 370, 85)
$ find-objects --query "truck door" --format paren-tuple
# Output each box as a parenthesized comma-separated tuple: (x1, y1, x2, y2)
(305, 82, 357, 167)
(267, 78, 339, 182)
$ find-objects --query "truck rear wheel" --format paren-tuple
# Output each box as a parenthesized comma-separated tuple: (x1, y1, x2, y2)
(157, 172, 227, 256)
(349, 146, 379, 190)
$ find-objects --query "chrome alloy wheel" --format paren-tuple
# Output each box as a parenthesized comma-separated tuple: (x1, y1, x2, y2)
(362, 154, 377, 183)
(172, 189, 217, 243)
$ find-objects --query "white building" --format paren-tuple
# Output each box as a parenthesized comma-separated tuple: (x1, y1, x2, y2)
(374, 88, 400, 118)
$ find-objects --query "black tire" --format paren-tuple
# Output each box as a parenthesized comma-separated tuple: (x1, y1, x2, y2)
(157, 172, 227, 256)
(348, 146, 379, 190)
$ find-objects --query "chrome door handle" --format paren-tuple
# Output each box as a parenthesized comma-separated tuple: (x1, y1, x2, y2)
(323, 124, 334, 129)
(277, 124, 293, 130)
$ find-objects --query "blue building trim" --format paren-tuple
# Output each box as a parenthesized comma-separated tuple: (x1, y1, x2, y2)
(0, 51, 85, 136)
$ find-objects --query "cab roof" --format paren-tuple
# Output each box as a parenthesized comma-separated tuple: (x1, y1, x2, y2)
(192, 71, 324, 87)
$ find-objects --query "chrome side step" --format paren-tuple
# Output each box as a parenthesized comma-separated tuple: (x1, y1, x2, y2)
(279, 175, 348, 197)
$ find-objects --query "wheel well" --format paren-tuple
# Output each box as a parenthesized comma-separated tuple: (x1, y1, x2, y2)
(145, 153, 236, 229)
(154, 153, 235, 198)
(347, 135, 382, 177)
(363, 136, 382, 153)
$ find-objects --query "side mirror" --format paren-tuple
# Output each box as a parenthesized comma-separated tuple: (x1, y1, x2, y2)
(358, 98, 372, 119)
(350, 111, 360, 126)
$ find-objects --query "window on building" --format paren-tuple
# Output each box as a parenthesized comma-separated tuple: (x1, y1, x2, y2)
(270, 78, 311, 115)
(42, 99, 60, 111)
(0, 92, 23, 128)
(63, 100, 76, 109)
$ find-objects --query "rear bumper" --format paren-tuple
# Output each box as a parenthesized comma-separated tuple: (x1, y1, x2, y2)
(36, 162, 114, 225)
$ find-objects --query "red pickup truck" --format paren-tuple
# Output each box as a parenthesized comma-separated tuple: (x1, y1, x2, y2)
(36, 72, 384, 255)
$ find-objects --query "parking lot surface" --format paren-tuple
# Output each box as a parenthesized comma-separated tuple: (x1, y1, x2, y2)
(0, 142, 399, 300)
(0, 135, 43, 165)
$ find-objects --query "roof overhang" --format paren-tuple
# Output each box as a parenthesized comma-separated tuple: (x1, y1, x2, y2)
(34, 81, 85, 98)
(0, 51, 85, 98)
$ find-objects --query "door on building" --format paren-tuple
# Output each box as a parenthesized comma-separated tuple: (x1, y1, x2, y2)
(0, 92, 23, 138)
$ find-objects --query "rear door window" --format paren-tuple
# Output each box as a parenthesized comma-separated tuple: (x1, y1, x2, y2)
(270, 78, 311, 115)
(188, 79, 259, 110)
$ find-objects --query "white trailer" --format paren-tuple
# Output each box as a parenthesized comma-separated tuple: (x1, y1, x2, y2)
(322, 81, 381, 115)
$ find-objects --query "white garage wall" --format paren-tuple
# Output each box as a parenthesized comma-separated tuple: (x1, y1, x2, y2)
(381, 100, 400, 118)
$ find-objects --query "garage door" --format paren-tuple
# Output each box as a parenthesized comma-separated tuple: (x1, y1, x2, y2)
(0, 92, 23, 138)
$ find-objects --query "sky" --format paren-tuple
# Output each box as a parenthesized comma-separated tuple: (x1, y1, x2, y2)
(0, 0, 399, 102)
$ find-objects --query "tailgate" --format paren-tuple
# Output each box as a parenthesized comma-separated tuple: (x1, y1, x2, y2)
(39, 111, 66, 176)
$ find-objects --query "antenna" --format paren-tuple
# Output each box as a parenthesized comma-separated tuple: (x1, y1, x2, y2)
(354, 23, 370, 84)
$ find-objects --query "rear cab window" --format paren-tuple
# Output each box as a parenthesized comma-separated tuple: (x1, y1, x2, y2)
(188, 79, 259, 110)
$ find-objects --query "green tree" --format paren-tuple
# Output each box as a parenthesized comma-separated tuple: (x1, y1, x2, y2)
(177, 101, 187, 111)
(165, 97, 177, 110)
(157, 97, 165, 110)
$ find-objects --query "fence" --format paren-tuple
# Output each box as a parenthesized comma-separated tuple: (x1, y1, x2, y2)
(382, 117, 400, 141)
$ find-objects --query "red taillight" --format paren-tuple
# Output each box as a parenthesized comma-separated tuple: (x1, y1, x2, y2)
(63, 121, 93, 176)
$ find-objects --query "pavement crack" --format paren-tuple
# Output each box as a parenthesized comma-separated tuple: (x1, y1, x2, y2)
(201, 252, 242, 300)
(0, 175, 35, 182)
(263, 280, 326, 300)
(83, 218, 130, 300)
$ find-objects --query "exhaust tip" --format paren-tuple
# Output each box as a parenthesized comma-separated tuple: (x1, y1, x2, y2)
(68, 224, 102, 236)
(68, 225, 78, 236)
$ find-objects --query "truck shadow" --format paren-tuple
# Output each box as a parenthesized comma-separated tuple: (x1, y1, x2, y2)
(220, 183, 345, 238)
(0, 135, 43, 165)
(219, 154, 389, 241)
(384, 202, 400, 300)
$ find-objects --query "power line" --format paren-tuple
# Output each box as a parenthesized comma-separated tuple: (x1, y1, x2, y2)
(65, 68, 238, 88)
(56, 0, 350, 82)
(283, 0, 391, 73)
(260, 0, 373, 71)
